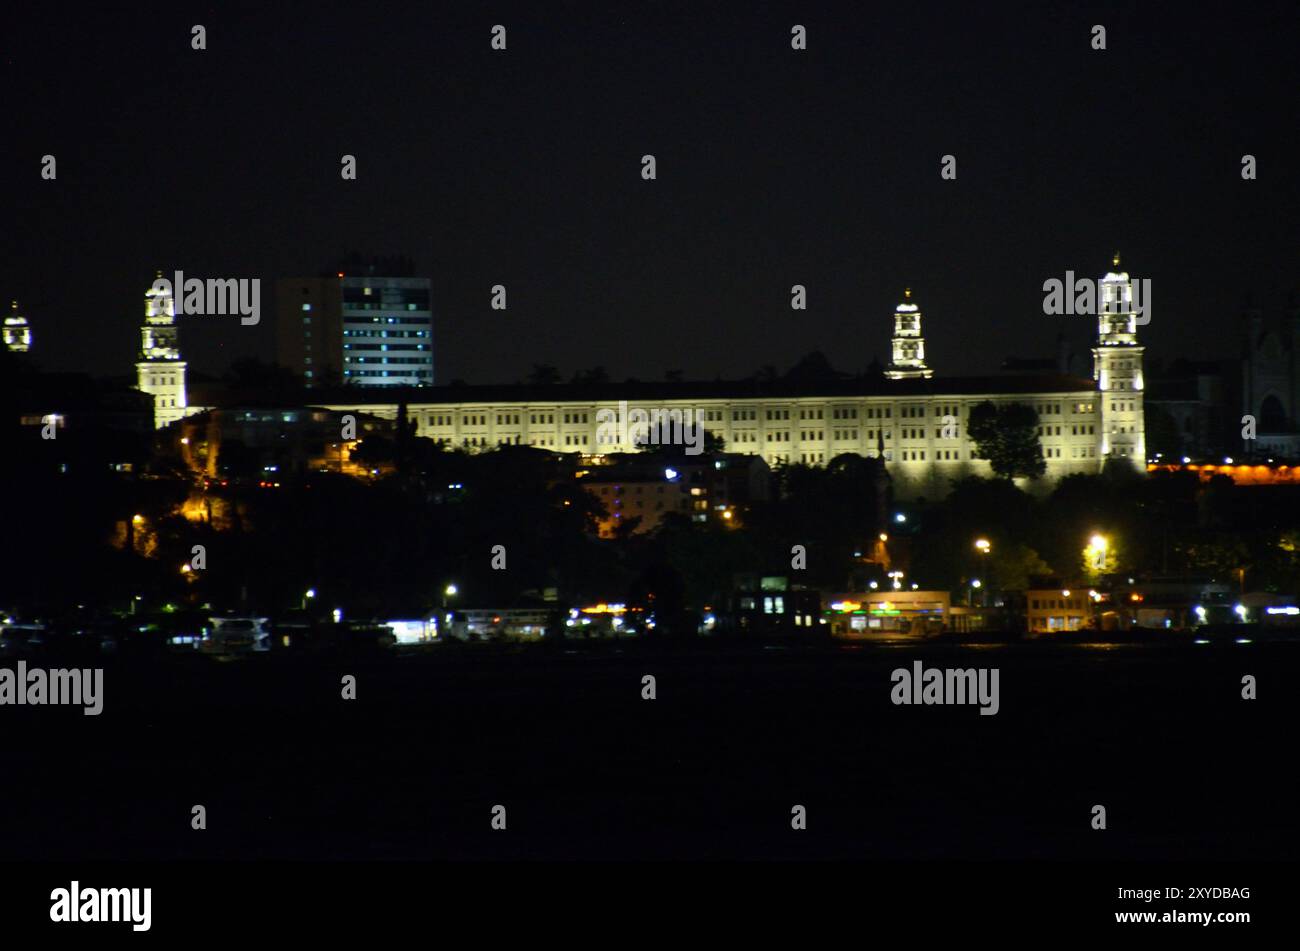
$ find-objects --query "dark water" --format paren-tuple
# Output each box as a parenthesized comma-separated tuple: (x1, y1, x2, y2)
(4, 639, 1293, 861)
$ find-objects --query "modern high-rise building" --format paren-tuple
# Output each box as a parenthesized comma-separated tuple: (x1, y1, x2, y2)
(276, 270, 433, 387)
(4, 300, 32, 353)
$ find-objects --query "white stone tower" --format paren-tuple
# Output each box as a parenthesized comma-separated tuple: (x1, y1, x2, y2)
(884, 287, 933, 380)
(136, 273, 189, 428)
(4, 300, 32, 352)
(1092, 253, 1146, 469)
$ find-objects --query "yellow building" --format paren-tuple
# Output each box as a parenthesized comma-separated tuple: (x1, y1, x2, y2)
(1025, 589, 1091, 633)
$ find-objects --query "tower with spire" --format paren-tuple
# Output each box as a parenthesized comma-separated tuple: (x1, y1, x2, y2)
(135, 273, 190, 428)
(1092, 252, 1146, 468)
(884, 288, 933, 380)
(4, 300, 32, 353)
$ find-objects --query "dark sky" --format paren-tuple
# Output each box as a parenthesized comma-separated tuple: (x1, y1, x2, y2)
(3, 1, 1298, 384)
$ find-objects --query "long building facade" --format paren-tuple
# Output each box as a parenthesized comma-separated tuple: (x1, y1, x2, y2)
(314, 259, 1147, 500)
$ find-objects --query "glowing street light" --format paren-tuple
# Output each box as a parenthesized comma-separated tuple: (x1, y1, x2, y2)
(1086, 533, 1110, 572)
(974, 538, 990, 554)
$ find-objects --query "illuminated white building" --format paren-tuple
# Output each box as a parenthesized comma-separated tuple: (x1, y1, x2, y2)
(310, 257, 1144, 499)
(4, 300, 32, 353)
(135, 274, 197, 428)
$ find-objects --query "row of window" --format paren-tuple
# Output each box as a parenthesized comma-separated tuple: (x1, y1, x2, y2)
(341, 303, 427, 312)
(343, 370, 432, 378)
(729, 405, 908, 421)
(346, 356, 429, 365)
(341, 316, 430, 324)
(343, 344, 430, 351)
(1030, 598, 1084, 610)
(341, 330, 430, 338)
(414, 418, 1118, 449)
(409, 401, 1121, 429)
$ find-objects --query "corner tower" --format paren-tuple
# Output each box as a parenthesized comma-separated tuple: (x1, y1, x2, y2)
(1091, 253, 1146, 469)
(884, 288, 933, 380)
(135, 273, 189, 428)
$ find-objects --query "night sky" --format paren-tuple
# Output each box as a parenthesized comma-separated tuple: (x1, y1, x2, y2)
(3, 1, 1297, 385)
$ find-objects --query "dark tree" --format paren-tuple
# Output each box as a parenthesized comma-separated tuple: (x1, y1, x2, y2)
(527, 364, 561, 385)
(571, 366, 610, 385)
(968, 401, 1046, 480)
(784, 351, 838, 382)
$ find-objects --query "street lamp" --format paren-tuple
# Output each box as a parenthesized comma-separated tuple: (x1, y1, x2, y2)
(1086, 533, 1109, 572)
(443, 583, 458, 610)
(972, 539, 992, 606)
(302, 588, 316, 611)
